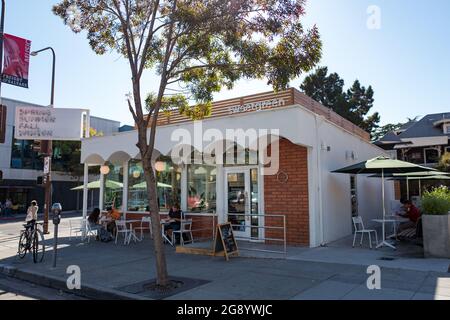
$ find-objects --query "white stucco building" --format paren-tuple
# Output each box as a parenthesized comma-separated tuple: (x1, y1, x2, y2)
(80, 88, 394, 247)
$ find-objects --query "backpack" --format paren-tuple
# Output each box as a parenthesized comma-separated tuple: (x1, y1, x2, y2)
(99, 228, 113, 242)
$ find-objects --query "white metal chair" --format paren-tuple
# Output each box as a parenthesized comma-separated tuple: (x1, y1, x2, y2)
(69, 218, 83, 241)
(133, 216, 152, 241)
(71, 218, 97, 242)
(352, 216, 378, 249)
(172, 219, 194, 246)
(115, 220, 135, 245)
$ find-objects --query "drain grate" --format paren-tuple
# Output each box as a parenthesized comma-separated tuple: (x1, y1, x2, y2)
(115, 276, 210, 299)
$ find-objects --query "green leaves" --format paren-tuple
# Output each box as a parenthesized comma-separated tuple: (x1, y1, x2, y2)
(54, 0, 322, 118)
(421, 186, 450, 215)
(145, 93, 211, 120)
(437, 152, 450, 173)
(301, 66, 380, 137)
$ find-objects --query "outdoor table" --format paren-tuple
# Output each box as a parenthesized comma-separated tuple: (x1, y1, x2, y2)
(125, 219, 141, 244)
(161, 219, 175, 246)
(372, 216, 410, 249)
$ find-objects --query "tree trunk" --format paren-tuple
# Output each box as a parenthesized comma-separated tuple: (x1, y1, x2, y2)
(142, 154, 169, 286)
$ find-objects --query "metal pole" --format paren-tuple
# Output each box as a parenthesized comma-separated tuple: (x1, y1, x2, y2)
(381, 169, 386, 244)
(52, 216, 58, 268)
(406, 177, 410, 200)
(82, 163, 89, 238)
(32, 47, 56, 234)
(0, 0, 5, 102)
(419, 179, 422, 197)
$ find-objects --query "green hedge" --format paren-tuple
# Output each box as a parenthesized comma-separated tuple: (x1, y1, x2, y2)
(421, 186, 450, 215)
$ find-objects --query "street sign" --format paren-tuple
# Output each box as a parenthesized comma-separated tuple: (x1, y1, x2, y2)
(14, 106, 86, 141)
(44, 156, 50, 174)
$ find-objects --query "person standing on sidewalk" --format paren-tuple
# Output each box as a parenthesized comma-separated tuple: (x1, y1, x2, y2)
(5, 198, 12, 216)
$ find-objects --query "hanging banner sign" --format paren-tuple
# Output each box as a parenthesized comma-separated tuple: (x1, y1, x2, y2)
(2, 34, 32, 88)
(14, 106, 85, 141)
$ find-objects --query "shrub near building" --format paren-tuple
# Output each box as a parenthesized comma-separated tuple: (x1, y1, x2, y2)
(421, 186, 450, 258)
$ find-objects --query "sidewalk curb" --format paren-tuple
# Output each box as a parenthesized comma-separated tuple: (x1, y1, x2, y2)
(0, 263, 150, 300)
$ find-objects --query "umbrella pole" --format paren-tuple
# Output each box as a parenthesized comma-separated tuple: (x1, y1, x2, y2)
(382, 169, 385, 238)
(419, 179, 422, 197)
(377, 168, 395, 249)
(406, 177, 410, 200)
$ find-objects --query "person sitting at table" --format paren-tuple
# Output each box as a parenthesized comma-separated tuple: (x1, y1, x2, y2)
(88, 208, 103, 230)
(397, 198, 421, 233)
(105, 206, 121, 235)
(164, 204, 183, 244)
(87, 208, 105, 240)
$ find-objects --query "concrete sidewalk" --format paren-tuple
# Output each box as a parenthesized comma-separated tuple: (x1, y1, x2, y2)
(0, 218, 449, 300)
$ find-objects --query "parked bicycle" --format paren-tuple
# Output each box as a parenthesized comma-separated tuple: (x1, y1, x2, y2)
(17, 222, 45, 263)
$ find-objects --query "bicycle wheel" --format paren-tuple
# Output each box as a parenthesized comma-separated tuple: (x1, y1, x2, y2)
(32, 229, 45, 263)
(17, 231, 28, 259)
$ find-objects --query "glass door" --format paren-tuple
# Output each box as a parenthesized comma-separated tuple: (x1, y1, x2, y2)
(225, 168, 260, 240)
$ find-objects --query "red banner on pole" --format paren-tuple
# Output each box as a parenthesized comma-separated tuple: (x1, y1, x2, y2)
(1, 34, 31, 88)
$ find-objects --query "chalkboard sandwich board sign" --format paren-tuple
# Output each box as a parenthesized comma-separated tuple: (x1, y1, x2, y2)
(214, 223, 239, 260)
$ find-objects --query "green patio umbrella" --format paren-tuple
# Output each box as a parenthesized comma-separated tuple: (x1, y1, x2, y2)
(71, 180, 123, 190)
(131, 181, 173, 189)
(368, 171, 450, 178)
(369, 171, 450, 199)
(388, 174, 450, 198)
(332, 156, 435, 249)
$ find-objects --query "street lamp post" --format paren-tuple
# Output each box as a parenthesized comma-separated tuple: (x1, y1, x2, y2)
(31, 47, 56, 234)
(0, 0, 6, 100)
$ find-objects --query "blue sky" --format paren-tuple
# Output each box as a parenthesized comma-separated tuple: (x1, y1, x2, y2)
(2, 0, 450, 126)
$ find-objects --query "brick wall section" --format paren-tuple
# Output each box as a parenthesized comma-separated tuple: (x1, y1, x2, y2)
(264, 138, 309, 246)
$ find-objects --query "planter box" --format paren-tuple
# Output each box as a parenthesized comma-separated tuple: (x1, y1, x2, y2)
(422, 214, 450, 258)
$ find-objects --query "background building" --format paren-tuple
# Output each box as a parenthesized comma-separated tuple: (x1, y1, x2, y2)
(375, 113, 450, 199)
(0, 97, 123, 214)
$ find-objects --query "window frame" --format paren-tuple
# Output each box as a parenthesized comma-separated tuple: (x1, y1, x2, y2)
(423, 147, 441, 165)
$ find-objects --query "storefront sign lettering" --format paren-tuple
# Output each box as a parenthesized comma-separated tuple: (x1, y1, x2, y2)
(14, 106, 86, 141)
(228, 98, 285, 114)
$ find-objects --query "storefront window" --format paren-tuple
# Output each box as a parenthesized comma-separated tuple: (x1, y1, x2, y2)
(350, 175, 358, 218)
(187, 164, 216, 213)
(424, 148, 440, 164)
(127, 157, 181, 212)
(10, 129, 43, 170)
(103, 163, 123, 210)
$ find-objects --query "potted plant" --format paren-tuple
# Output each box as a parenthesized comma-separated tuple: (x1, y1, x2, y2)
(421, 186, 450, 258)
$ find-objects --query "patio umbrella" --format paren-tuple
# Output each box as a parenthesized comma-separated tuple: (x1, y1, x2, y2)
(332, 156, 435, 249)
(369, 171, 450, 199)
(71, 180, 123, 190)
(131, 181, 173, 189)
(388, 174, 450, 198)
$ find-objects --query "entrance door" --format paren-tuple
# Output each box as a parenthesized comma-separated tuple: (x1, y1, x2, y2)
(225, 168, 260, 240)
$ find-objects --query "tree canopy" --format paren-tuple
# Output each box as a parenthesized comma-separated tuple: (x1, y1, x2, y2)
(300, 66, 380, 136)
(54, 0, 322, 129)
